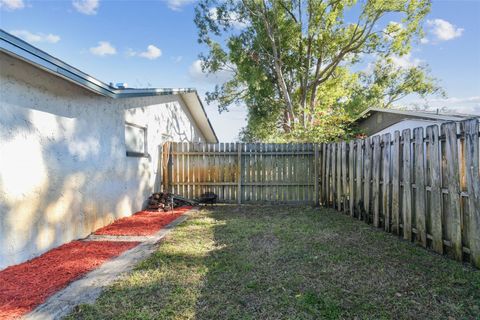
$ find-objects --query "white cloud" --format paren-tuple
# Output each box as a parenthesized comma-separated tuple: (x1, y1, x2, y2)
(11, 30, 60, 43)
(89, 41, 116, 56)
(362, 53, 422, 74)
(172, 56, 183, 63)
(73, 0, 99, 15)
(126, 48, 137, 57)
(390, 53, 423, 69)
(406, 96, 480, 115)
(426, 19, 464, 41)
(208, 7, 248, 30)
(139, 45, 162, 60)
(420, 38, 429, 44)
(189, 59, 207, 80)
(0, 0, 24, 10)
(127, 45, 162, 60)
(166, 0, 194, 11)
(189, 59, 234, 85)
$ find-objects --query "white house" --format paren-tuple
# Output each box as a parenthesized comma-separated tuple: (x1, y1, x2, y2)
(0, 30, 218, 270)
(354, 107, 479, 137)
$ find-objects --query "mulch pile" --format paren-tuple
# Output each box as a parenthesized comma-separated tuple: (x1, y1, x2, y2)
(0, 240, 138, 319)
(94, 206, 192, 236)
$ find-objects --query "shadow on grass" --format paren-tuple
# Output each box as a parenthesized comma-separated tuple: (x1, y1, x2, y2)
(68, 205, 480, 320)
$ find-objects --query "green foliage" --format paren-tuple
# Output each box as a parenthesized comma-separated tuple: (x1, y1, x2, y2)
(351, 57, 445, 111)
(195, 0, 438, 142)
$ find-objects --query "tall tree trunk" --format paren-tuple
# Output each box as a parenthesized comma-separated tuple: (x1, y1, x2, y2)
(260, 0, 296, 128)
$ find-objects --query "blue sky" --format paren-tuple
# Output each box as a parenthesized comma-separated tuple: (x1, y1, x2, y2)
(0, 0, 479, 141)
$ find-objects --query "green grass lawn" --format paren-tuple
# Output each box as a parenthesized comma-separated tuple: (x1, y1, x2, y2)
(67, 206, 480, 320)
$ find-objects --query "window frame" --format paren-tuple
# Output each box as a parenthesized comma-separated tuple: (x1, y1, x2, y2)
(125, 122, 149, 158)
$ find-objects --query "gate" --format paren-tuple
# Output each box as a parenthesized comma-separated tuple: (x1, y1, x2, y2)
(164, 142, 319, 204)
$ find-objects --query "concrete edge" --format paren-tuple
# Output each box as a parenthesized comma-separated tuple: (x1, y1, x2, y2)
(23, 207, 198, 320)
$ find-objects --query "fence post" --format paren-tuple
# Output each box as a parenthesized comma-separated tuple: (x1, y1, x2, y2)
(443, 122, 463, 261)
(167, 143, 173, 193)
(237, 143, 242, 204)
(464, 119, 480, 268)
(314, 144, 319, 206)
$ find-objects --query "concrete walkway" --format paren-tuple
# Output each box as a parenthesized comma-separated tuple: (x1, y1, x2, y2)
(24, 208, 197, 320)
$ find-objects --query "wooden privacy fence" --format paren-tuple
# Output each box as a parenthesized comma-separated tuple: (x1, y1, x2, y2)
(320, 119, 480, 268)
(164, 143, 318, 204)
(163, 119, 479, 267)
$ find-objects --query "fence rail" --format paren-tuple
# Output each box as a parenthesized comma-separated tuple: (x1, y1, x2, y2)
(163, 119, 479, 268)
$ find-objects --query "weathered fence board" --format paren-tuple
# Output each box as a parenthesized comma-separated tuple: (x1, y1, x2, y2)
(355, 139, 363, 219)
(402, 129, 413, 241)
(372, 136, 381, 228)
(342, 142, 348, 213)
(414, 127, 427, 247)
(349, 141, 355, 216)
(426, 125, 443, 254)
(464, 119, 480, 266)
(443, 122, 463, 261)
(364, 138, 372, 222)
(167, 143, 316, 204)
(382, 133, 391, 232)
(320, 120, 479, 268)
(391, 132, 401, 235)
(164, 119, 480, 268)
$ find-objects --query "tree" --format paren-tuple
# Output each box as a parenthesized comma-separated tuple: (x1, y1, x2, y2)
(350, 57, 444, 112)
(195, 0, 434, 141)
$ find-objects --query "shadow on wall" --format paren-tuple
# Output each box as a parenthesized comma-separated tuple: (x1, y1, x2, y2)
(0, 58, 143, 269)
(0, 105, 150, 270)
(0, 51, 206, 269)
(123, 95, 202, 144)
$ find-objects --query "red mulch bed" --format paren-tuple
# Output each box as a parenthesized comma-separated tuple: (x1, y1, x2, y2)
(0, 240, 138, 320)
(94, 206, 192, 236)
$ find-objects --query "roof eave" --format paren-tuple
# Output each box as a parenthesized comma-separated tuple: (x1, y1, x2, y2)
(353, 107, 473, 124)
(0, 29, 219, 143)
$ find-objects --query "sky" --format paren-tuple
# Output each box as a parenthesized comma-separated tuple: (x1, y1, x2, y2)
(0, 0, 479, 141)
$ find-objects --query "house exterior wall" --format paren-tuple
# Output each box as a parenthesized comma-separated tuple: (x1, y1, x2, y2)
(370, 119, 445, 137)
(356, 112, 446, 136)
(0, 52, 205, 269)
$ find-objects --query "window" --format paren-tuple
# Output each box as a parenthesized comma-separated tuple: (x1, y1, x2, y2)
(125, 122, 148, 157)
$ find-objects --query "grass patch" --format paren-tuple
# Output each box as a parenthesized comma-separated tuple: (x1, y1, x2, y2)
(67, 206, 480, 319)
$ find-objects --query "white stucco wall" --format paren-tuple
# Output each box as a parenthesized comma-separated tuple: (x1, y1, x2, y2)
(0, 52, 206, 270)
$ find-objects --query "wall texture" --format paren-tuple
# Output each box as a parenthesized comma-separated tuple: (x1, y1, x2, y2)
(372, 119, 443, 137)
(0, 52, 205, 269)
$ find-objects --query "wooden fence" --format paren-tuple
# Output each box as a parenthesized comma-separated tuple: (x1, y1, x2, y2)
(164, 142, 318, 204)
(319, 119, 480, 268)
(163, 119, 479, 267)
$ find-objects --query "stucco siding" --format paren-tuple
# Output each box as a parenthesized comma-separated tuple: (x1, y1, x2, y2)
(0, 52, 205, 269)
